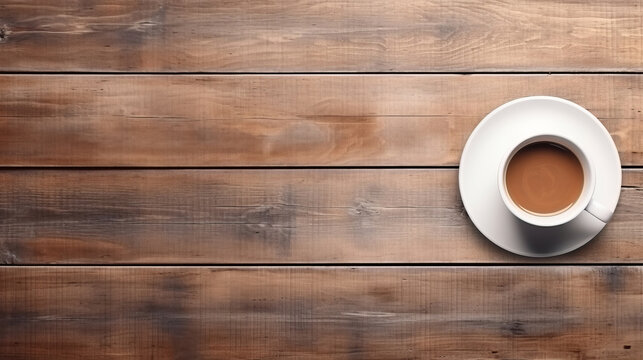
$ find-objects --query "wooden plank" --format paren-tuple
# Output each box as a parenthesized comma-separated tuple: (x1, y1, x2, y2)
(1, 1, 642, 72)
(0, 75, 641, 166)
(0, 266, 640, 359)
(1, 169, 640, 264)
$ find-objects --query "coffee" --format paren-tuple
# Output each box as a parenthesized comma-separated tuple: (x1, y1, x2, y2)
(505, 142, 584, 215)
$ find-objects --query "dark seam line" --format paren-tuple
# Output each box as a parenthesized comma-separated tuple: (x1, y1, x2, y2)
(0, 166, 640, 171)
(0, 166, 460, 170)
(1, 71, 643, 75)
(3, 263, 642, 267)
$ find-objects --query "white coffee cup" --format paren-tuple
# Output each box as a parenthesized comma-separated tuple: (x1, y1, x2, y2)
(497, 134, 612, 227)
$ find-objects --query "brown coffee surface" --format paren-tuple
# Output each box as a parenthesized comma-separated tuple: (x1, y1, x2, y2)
(505, 142, 584, 215)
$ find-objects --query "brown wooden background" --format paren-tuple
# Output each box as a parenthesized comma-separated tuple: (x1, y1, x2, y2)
(0, 0, 641, 358)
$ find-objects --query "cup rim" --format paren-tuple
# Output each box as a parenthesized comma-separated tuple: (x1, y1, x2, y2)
(497, 134, 595, 227)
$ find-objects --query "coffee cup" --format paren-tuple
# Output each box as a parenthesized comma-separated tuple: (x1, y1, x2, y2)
(498, 134, 612, 227)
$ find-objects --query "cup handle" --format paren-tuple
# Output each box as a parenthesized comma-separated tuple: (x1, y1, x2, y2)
(585, 198, 612, 223)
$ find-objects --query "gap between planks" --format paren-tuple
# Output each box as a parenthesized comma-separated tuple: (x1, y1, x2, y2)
(3, 71, 643, 75)
(4, 264, 643, 267)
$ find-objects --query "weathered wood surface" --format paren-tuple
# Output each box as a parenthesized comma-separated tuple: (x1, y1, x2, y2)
(0, 266, 640, 359)
(1, 169, 640, 264)
(3, 0, 642, 357)
(1, 0, 642, 72)
(0, 75, 641, 166)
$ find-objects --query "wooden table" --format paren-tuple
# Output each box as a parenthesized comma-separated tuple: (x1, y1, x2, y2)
(1, 1, 641, 358)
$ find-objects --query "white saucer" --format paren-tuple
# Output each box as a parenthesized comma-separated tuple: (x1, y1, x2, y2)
(459, 96, 621, 257)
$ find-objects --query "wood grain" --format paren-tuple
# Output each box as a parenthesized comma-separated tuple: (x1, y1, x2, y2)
(1, 169, 640, 264)
(3, 1, 641, 358)
(1, 75, 641, 166)
(1, 0, 642, 72)
(0, 266, 640, 359)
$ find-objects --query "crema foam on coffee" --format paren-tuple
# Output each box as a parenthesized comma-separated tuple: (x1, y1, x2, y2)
(505, 142, 584, 215)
